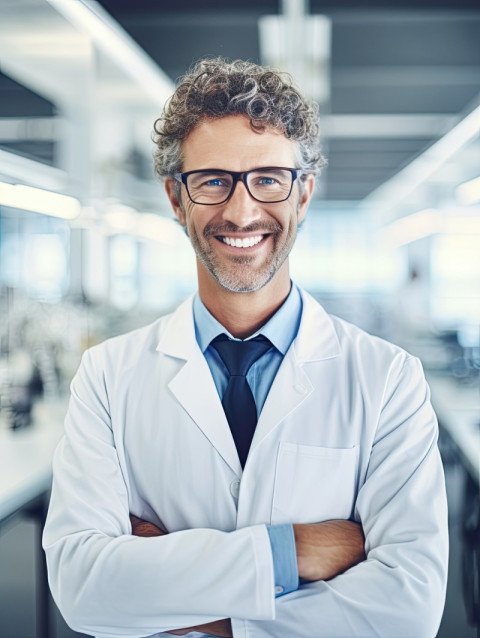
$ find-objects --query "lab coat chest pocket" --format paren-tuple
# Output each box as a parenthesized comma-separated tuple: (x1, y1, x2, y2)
(271, 442, 359, 524)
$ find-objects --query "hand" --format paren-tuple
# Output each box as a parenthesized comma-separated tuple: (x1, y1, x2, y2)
(167, 618, 232, 636)
(129, 515, 232, 637)
(294, 519, 365, 581)
(129, 514, 166, 537)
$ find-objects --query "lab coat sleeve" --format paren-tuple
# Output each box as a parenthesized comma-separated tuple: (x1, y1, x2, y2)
(232, 355, 448, 638)
(43, 348, 275, 638)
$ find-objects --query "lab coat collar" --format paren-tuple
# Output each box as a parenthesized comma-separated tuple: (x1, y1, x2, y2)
(294, 289, 342, 362)
(156, 288, 342, 362)
(156, 288, 341, 476)
(156, 294, 197, 359)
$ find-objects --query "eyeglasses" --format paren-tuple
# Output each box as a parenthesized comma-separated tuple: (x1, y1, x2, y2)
(173, 167, 301, 205)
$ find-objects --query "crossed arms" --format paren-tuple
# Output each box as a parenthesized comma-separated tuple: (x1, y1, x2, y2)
(129, 515, 366, 637)
(43, 346, 449, 637)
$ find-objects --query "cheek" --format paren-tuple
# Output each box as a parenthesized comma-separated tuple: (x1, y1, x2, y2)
(279, 202, 300, 232)
(185, 208, 211, 239)
(183, 202, 198, 228)
(178, 192, 200, 225)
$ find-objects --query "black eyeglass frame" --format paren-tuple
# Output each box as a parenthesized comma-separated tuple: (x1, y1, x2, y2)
(173, 167, 302, 205)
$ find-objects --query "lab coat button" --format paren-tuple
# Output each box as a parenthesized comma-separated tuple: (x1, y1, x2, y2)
(275, 586, 284, 595)
(294, 383, 306, 394)
(230, 480, 240, 499)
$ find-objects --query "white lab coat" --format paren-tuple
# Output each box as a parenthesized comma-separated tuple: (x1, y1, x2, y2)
(43, 289, 448, 638)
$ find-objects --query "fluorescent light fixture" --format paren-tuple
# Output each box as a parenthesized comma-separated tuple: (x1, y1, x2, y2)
(378, 208, 442, 248)
(0, 181, 80, 219)
(0, 148, 66, 191)
(379, 205, 480, 248)
(444, 214, 480, 235)
(365, 103, 480, 210)
(456, 175, 480, 205)
(259, 8, 331, 103)
(45, 0, 173, 107)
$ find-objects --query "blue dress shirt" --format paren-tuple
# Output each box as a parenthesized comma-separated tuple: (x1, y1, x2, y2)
(193, 284, 301, 597)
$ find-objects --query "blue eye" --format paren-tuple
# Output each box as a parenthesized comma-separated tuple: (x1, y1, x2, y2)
(259, 177, 275, 185)
(206, 179, 222, 186)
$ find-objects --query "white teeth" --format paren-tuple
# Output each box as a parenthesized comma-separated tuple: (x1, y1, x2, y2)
(221, 235, 263, 248)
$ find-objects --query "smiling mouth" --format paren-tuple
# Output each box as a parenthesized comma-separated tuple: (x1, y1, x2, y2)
(217, 234, 265, 248)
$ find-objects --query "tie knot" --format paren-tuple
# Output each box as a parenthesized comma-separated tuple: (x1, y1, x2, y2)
(211, 335, 272, 377)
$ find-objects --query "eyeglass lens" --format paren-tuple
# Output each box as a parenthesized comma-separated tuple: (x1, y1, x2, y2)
(186, 169, 294, 204)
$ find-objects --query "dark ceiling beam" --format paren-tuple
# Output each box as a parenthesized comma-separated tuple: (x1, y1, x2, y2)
(0, 72, 55, 118)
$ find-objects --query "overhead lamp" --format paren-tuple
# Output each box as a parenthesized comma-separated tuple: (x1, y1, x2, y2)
(259, 2, 331, 104)
(0, 148, 66, 192)
(0, 181, 80, 219)
(365, 103, 480, 210)
(378, 209, 442, 248)
(456, 175, 480, 206)
(444, 211, 480, 234)
(45, 0, 173, 107)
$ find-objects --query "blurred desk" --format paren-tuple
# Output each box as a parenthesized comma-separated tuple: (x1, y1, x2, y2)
(427, 373, 480, 631)
(427, 373, 480, 485)
(0, 400, 67, 638)
(0, 401, 66, 521)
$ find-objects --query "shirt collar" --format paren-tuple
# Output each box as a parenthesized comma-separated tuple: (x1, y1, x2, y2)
(193, 282, 303, 355)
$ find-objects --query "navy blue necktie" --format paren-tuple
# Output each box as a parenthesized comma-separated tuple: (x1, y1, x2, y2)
(211, 335, 272, 468)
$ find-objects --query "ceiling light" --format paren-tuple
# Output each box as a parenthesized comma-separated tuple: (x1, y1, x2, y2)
(456, 176, 480, 206)
(0, 181, 80, 219)
(45, 0, 173, 107)
(259, 3, 331, 104)
(365, 104, 480, 212)
(0, 148, 66, 191)
(378, 209, 442, 248)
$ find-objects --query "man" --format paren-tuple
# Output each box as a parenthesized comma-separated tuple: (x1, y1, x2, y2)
(43, 58, 448, 638)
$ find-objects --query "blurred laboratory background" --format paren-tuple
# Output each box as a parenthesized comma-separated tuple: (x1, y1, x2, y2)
(0, 0, 479, 636)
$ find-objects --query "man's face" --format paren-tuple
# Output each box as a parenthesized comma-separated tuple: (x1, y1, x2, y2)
(166, 115, 314, 294)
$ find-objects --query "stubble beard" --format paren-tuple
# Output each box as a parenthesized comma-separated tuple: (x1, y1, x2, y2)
(187, 216, 299, 293)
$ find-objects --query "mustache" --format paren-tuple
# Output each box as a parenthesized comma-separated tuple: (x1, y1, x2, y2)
(203, 220, 282, 238)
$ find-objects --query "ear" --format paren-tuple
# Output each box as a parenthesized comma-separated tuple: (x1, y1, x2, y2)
(165, 177, 186, 226)
(297, 174, 315, 224)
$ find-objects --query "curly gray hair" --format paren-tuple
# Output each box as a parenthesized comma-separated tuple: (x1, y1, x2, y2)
(153, 57, 326, 179)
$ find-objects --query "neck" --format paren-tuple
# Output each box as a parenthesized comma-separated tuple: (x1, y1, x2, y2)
(198, 265, 292, 339)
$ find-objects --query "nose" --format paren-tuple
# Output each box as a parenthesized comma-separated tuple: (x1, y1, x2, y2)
(221, 179, 262, 228)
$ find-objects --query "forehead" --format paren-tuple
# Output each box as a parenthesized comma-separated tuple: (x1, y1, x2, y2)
(181, 115, 297, 172)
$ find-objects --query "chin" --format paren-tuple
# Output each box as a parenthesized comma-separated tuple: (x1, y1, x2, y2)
(211, 263, 281, 294)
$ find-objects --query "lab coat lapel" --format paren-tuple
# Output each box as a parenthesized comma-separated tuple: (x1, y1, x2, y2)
(251, 290, 342, 451)
(168, 350, 242, 475)
(157, 297, 242, 476)
(251, 345, 313, 450)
